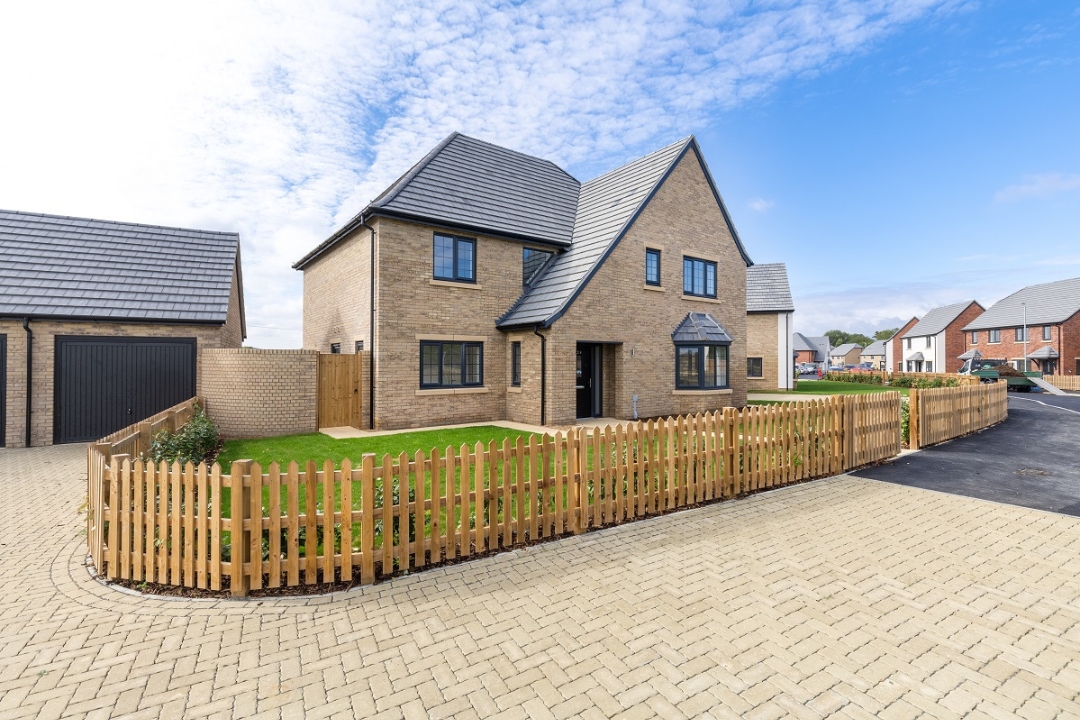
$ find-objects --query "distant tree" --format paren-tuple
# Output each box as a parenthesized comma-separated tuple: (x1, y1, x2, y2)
(874, 328, 899, 341)
(825, 330, 873, 348)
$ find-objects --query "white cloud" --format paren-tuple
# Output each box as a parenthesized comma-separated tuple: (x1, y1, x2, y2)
(0, 0, 954, 347)
(748, 198, 775, 212)
(994, 173, 1080, 203)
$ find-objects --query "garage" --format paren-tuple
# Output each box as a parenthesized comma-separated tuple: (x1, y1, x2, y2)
(54, 336, 197, 444)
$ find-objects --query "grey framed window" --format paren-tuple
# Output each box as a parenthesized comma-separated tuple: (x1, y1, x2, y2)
(420, 341, 483, 388)
(676, 345, 729, 389)
(906, 338, 912, 349)
(330, 343, 341, 354)
(988, 329, 1001, 343)
(510, 341, 521, 386)
(355, 340, 364, 353)
(747, 357, 763, 378)
(1043, 325, 1052, 341)
(645, 249, 661, 286)
(1016, 327, 1027, 342)
(971, 331, 978, 344)
(433, 233, 476, 282)
(926, 361, 933, 372)
(682, 256, 716, 298)
(522, 248, 552, 286)
(926, 336, 931, 348)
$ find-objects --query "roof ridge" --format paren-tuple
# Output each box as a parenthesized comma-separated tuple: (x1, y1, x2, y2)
(0, 208, 239, 237)
(582, 136, 693, 187)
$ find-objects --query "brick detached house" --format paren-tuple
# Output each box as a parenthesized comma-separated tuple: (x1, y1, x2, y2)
(884, 317, 918, 373)
(296, 133, 753, 430)
(793, 333, 829, 368)
(745, 263, 794, 390)
(962, 276, 1080, 376)
(0, 210, 246, 447)
(899, 300, 983, 373)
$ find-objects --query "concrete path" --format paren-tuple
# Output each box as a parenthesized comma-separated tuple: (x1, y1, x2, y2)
(3, 444, 1080, 718)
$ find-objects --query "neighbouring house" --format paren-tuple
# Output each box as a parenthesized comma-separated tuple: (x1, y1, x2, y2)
(295, 132, 753, 430)
(746, 263, 795, 391)
(829, 343, 863, 368)
(0, 210, 246, 447)
(962, 276, 1080, 376)
(859, 340, 887, 370)
(793, 333, 829, 367)
(884, 317, 919, 373)
(900, 300, 984, 373)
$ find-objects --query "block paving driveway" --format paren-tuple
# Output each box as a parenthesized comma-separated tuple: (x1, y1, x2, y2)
(2, 443, 1080, 719)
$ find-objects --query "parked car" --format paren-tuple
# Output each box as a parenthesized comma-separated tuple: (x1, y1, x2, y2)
(849, 363, 876, 373)
(828, 365, 846, 372)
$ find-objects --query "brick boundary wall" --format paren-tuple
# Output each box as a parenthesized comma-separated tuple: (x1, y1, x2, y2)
(200, 348, 318, 438)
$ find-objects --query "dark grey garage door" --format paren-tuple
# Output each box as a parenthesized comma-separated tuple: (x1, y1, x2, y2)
(54, 336, 197, 444)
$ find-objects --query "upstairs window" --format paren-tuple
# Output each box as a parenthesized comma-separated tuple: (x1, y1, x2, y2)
(645, 249, 661, 286)
(926, 336, 931, 348)
(988, 329, 1001, 343)
(1043, 325, 1052, 341)
(510, 342, 521, 386)
(682, 257, 717, 298)
(420, 341, 483, 388)
(433, 233, 476, 282)
(522, 247, 552, 286)
(971, 331, 978, 344)
(906, 338, 912, 349)
(1015, 327, 1027, 342)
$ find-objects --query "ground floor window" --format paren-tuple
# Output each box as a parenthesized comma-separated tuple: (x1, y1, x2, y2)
(510, 341, 521, 386)
(330, 343, 341, 354)
(925, 361, 933, 372)
(747, 357, 763, 378)
(676, 345, 729, 389)
(420, 341, 483, 388)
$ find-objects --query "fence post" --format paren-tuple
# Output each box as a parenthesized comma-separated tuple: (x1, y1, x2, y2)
(909, 390, 920, 450)
(230, 460, 253, 597)
(570, 428, 583, 534)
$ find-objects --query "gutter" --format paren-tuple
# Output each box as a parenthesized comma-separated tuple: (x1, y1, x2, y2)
(532, 326, 546, 426)
(21, 318, 31, 448)
(361, 215, 376, 430)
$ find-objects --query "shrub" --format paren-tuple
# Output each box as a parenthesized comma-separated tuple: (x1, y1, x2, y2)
(824, 372, 883, 385)
(146, 404, 221, 467)
(900, 396, 910, 446)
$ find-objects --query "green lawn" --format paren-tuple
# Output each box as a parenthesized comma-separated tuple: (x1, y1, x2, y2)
(216, 425, 541, 469)
(754, 380, 910, 398)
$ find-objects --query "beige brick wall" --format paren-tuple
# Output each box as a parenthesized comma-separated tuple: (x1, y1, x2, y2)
(302, 229, 371, 353)
(372, 217, 561, 429)
(200, 348, 317, 438)
(746, 313, 779, 391)
(544, 150, 748, 426)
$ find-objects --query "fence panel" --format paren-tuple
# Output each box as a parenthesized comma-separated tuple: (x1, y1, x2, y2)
(911, 383, 1008, 449)
(1044, 376, 1080, 392)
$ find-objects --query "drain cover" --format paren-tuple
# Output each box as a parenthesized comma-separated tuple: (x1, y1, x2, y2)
(1018, 468, 1051, 476)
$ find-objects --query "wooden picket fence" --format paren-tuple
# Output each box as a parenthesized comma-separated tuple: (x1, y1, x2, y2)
(88, 394, 901, 596)
(908, 383, 1008, 450)
(1044, 375, 1080, 392)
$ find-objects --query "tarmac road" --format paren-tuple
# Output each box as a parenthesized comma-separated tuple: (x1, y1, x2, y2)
(852, 392, 1080, 516)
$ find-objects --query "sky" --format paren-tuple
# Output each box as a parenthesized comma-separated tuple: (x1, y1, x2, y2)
(1, 0, 1078, 346)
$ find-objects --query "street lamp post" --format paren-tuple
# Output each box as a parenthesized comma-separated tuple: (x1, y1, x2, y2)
(1023, 302, 1028, 373)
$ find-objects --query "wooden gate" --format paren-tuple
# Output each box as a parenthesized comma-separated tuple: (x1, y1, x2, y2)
(317, 354, 362, 428)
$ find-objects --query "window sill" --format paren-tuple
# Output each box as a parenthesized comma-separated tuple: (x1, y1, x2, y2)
(644, 284, 665, 292)
(747, 376, 764, 380)
(415, 387, 490, 396)
(681, 294, 721, 304)
(507, 386, 523, 394)
(672, 388, 733, 396)
(429, 279, 482, 290)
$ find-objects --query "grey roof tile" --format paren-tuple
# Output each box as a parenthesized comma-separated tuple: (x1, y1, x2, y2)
(0, 209, 238, 323)
(903, 301, 980, 338)
(746, 263, 794, 313)
(963, 277, 1080, 330)
(861, 340, 886, 356)
(671, 312, 733, 344)
(830, 343, 863, 356)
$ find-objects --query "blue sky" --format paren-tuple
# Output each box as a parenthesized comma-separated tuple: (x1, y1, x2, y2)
(1, 1, 1077, 345)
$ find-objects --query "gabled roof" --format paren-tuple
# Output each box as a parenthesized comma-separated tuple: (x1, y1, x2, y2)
(746, 263, 794, 313)
(793, 333, 828, 361)
(861, 340, 886, 356)
(0, 209, 241, 325)
(830, 343, 862, 356)
(903, 300, 980, 338)
(498, 137, 753, 328)
(671, 313, 733, 344)
(963, 276, 1080, 330)
(295, 133, 579, 268)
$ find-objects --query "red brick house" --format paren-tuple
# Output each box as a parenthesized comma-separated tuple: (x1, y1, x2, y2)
(963, 276, 1080, 376)
(884, 317, 918, 373)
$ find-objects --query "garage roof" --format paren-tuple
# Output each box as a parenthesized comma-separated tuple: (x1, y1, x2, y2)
(0, 209, 240, 324)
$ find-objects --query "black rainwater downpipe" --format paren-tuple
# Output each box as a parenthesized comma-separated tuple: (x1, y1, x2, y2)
(533, 325, 546, 426)
(22, 317, 31, 448)
(361, 216, 376, 430)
